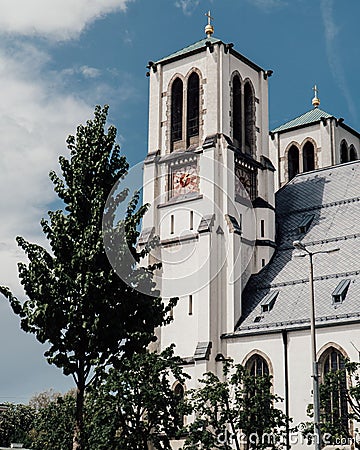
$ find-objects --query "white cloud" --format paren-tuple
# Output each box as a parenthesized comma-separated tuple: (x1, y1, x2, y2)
(80, 65, 101, 78)
(175, 0, 200, 16)
(248, 0, 287, 11)
(320, 0, 357, 122)
(0, 0, 133, 40)
(0, 42, 93, 295)
(123, 29, 133, 46)
(61, 65, 101, 79)
(0, 0, 135, 402)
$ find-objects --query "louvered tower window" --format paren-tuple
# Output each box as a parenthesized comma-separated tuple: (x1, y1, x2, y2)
(171, 78, 183, 147)
(244, 81, 255, 155)
(233, 75, 242, 147)
(187, 72, 200, 144)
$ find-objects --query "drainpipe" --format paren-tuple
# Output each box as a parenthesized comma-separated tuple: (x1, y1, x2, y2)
(277, 132, 281, 188)
(282, 329, 290, 450)
(330, 118, 335, 166)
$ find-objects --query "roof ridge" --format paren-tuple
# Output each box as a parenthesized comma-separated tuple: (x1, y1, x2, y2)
(156, 36, 222, 64)
(271, 107, 334, 133)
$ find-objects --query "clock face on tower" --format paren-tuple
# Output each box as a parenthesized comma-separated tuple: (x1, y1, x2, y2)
(235, 165, 255, 200)
(171, 164, 199, 198)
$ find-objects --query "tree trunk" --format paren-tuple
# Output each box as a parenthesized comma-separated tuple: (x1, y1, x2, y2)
(73, 371, 85, 450)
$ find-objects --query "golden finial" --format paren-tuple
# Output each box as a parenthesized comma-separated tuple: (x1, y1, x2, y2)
(205, 11, 214, 37)
(312, 84, 320, 108)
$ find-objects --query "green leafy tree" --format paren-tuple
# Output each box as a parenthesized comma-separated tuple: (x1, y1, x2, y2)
(0, 403, 35, 448)
(184, 361, 288, 450)
(29, 388, 64, 410)
(0, 105, 172, 449)
(85, 345, 190, 450)
(31, 391, 76, 450)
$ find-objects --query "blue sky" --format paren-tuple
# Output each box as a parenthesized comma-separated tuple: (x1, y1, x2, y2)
(0, 0, 359, 402)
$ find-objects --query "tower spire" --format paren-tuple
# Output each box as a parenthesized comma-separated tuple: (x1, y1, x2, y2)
(204, 11, 214, 37)
(312, 84, 320, 108)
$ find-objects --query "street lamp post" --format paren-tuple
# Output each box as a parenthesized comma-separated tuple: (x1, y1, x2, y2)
(293, 241, 340, 450)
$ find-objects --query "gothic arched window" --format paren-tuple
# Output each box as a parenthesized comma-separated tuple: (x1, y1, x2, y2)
(174, 383, 185, 427)
(288, 145, 299, 181)
(171, 78, 183, 148)
(246, 354, 270, 377)
(187, 72, 200, 145)
(244, 81, 255, 155)
(303, 141, 315, 172)
(340, 140, 348, 164)
(350, 144, 358, 161)
(233, 74, 242, 147)
(320, 347, 348, 433)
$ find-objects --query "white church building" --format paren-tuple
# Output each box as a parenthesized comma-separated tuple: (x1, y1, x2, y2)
(139, 17, 360, 448)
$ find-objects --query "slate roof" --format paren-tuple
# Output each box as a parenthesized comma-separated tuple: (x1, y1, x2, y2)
(271, 107, 334, 133)
(156, 37, 222, 64)
(235, 161, 360, 334)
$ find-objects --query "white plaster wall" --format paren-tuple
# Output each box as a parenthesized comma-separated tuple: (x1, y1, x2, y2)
(334, 125, 360, 164)
(270, 124, 324, 188)
(269, 135, 280, 190)
(319, 119, 334, 168)
(269, 118, 360, 191)
(255, 208, 275, 241)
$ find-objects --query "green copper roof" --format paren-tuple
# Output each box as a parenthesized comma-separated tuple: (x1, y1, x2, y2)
(156, 36, 222, 64)
(272, 107, 334, 133)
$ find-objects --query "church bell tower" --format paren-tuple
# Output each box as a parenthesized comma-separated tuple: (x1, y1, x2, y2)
(140, 15, 276, 378)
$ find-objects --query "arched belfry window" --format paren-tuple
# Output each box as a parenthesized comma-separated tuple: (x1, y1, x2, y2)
(187, 72, 200, 146)
(340, 140, 348, 163)
(303, 141, 315, 172)
(288, 145, 299, 181)
(350, 144, 358, 161)
(233, 75, 242, 147)
(320, 347, 348, 433)
(244, 81, 255, 155)
(171, 78, 183, 149)
(246, 354, 270, 377)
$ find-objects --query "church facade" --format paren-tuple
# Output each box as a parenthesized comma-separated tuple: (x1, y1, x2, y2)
(139, 21, 360, 449)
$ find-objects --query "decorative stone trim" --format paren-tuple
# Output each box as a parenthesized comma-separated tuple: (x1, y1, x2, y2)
(225, 214, 242, 235)
(194, 341, 212, 360)
(160, 232, 199, 247)
(157, 193, 203, 209)
(198, 214, 215, 233)
(255, 239, 276, 248)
